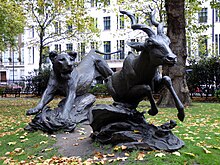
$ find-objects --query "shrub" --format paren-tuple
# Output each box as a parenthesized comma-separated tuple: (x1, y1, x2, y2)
(89, 84, 109, 96)
(215, 90, 220, 101)
(0, 86, 6, 94)
(32, 67, 51, 96)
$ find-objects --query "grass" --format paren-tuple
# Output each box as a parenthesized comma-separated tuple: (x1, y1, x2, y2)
(0, 97, 219, 164)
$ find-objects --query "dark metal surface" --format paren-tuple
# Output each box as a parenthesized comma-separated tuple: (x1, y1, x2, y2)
(106, 10, 184, 122)
(90, 9, 185, 151)
(25, 50, 113, 133)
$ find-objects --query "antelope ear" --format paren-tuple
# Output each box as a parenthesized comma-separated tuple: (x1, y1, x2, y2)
(49, 51, 58, 61)
(67, 51, 77, 60)
(127, 42, 145, 51)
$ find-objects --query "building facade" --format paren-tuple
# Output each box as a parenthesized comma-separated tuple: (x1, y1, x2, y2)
(0, 0, 219, 83)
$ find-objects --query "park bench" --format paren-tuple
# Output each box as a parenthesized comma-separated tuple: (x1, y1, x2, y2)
(1, 88, 21, 98)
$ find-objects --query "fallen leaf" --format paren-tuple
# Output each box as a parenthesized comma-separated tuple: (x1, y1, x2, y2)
(134, 130, 140, 133)
(51, 135, 56, 138)
(0, 157, 7, 160)
(113, 146, 120, 151)
(201, 146, 212, 154)
(93, 152, 104, 159)
(78, 136, 86, 140)
(107, 153, 115, 157)
(124, 153, 130, 157)
(14, 148, 22, 153)
(7, 142, 16, 145)
(213, 146, 220, 150)
(155, 153, 166, 157)
(73, 143, 79, 146)
(121, 145, 127, 150)
(172, 151, 181, 156)
(116, 157, 127, 161)
(40, 141, 47, 144)
(136, 152, 145, 160)
(42, 148, 53, 152)
(20, 138, 29, 142)
(5, 152, 12, 156)
(183, 152, 196, 157)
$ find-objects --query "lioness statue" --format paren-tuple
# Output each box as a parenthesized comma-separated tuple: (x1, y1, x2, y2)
(25, 49, 114, 133)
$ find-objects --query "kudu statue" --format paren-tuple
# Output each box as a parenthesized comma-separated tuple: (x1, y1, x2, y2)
(107, 10, 185, 121)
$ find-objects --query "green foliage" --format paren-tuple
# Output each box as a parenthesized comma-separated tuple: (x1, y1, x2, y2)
(20, 0, 100, 71)
(0, 86, 6, 94)
(32, 66, 51, 95)
(187, 56, 220, 97)
(0, 0, 26, 51)
(89, 83, 109, 96)
(215, 89, 220, 101)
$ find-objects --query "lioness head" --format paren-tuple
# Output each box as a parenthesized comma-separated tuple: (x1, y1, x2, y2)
(49, 51, 77, 80)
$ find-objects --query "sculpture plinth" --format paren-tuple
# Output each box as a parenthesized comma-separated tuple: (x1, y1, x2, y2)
(89, 104, 184, 151)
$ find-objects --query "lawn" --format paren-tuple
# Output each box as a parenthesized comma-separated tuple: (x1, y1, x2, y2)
(0, 97, 219, 164)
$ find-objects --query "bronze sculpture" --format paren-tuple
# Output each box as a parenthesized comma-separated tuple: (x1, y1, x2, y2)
(25, 8, 185, 152)
(25, 50, 116, 133)
(107, 10, 184, 122)
(89, 10, 185, 151)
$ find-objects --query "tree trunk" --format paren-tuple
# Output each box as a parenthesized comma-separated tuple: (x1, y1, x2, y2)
(39, 31, 44, 73)
(158, 0, 191, 107)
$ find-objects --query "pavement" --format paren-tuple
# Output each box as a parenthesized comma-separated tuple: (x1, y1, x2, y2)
(53, 122, 113, 158)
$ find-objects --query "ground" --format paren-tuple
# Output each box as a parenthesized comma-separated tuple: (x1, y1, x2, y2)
(54, 123, 97, 157)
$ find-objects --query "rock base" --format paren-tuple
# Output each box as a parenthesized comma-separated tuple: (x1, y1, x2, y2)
(25, 93, 95, 133)
(89, 103, 184, 151)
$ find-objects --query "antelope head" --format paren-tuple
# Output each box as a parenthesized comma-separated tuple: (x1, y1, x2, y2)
(120, 10, 177, 67)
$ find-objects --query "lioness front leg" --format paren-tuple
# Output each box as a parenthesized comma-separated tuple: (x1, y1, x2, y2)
(59, 83, 77, 119)
(26, 79, 57, 115)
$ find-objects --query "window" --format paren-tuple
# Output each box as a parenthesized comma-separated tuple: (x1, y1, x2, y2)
(80, 43, 86, 59)
(32, 47, 35, 63)
(103, 16, 111, 30)
(219, 34, 220, 55)
(91, 42, 98, 49)
(54, 21, 61, 34)
(28, 47, 34, 64)
(67, 24, 73, 33)
(21, 48, 24, 64)
(216, 34, 220, 56)
(90, 0, 98, 7)
(32, 26, 34, 38)
(20, 69, 24, 78)
(198, 8, 208, 23)
(117, 40, 125, 59)
(0, 71, 6, 82)
(55, 44, 61, 53)
(104, 41, 111, 60)
(66, 44, 73, 51)
(117, 15, 124, 29)
(216, 9, 220, 22)
(55, 22, 59, 33)
(9, 69, 17, 81)
(93, 18, 98, 29)
(198, 35, 208, 56)
(215, 34, 218, 55)
(78, 43, 86, 61)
